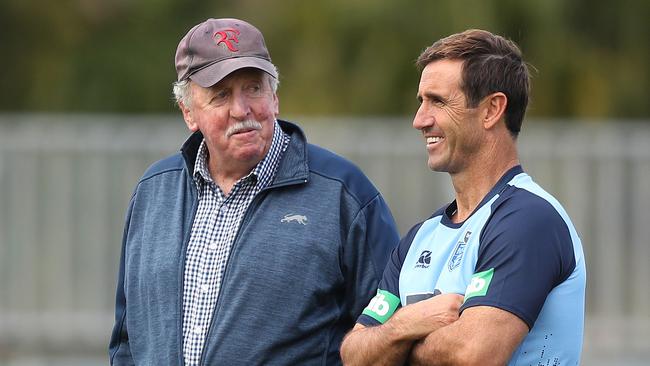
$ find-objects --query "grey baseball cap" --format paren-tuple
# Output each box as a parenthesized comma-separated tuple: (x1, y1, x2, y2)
(175, 18, 278, 87)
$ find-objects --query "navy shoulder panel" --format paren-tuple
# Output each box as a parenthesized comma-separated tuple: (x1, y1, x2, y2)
(465, 186, 577, 327)
(396, 221, 426, 265)
(430, 205, 447, 220)
(140, 153, 185, 182)
(484, 186, 577, 283)
(389, 209, 444, 275)
(307, 144, 378, 206)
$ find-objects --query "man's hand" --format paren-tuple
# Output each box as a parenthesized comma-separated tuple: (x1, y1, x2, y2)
(389, 293, 464, 340)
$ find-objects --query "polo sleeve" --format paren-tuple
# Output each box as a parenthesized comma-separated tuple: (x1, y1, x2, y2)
(460, 193, 576, 329)
(357, 223, 423, 327)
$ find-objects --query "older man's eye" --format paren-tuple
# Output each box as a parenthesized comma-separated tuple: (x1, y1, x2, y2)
(245, 83, 263, 96)
(209, 89, 229, 104)
(217, 90, 230, 99)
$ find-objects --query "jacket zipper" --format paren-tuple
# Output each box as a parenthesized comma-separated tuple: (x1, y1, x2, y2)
(197, 177, 307, 365)
(178, 177, 199, 366)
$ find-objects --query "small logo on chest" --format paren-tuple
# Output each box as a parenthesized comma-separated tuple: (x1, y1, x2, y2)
(414, 250, 432, 269)
(448, 230, 472, 271)
(281, 214, 308, 225)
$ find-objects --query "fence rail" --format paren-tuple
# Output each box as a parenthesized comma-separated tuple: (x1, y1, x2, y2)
(1, 115, 649, 364)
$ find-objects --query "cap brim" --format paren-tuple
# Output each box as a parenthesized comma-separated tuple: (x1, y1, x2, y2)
(189, 57, 278, 88)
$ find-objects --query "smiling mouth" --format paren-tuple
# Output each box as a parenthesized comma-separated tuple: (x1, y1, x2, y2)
(426, 136, 444, 145)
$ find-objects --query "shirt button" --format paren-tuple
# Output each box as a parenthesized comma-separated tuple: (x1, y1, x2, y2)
(220, 205, 228, 214)
(193, 326, 203, 334)
(200, 284, 210, 293)
(208, 243, 218, 250)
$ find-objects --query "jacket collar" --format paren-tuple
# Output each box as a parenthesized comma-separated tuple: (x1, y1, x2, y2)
(180, 119, 310, 187)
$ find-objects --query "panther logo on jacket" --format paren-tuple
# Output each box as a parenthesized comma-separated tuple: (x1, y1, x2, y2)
(281, 214, 308, 225)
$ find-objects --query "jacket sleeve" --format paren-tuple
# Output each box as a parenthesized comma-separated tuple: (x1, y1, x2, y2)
(341, 193, 400, 323)
(108, 195, 136, 366)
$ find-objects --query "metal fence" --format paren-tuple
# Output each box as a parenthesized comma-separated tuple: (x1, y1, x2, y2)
(0, 114, 649, 365)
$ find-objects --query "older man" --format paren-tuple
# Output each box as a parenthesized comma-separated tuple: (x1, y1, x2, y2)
(109, 18, 399, 365)
(341, 29, 586, 366)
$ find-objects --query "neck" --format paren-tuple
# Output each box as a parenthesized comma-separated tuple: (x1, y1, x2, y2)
(207, 154, 258, 196)
(449, 140, 519, 223)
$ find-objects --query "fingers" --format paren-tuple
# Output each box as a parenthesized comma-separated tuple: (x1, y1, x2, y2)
(422, 293, 464, 311)
(390, 292, 464, 340)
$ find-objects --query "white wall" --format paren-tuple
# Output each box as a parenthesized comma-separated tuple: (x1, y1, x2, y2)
(0, 115, 648, 364)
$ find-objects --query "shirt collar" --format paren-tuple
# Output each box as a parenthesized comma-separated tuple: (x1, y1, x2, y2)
(193, 140, 213, 185)
(252, 119, 289, 190)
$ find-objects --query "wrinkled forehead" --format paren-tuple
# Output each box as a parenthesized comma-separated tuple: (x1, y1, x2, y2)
(418, 60, 464, 96)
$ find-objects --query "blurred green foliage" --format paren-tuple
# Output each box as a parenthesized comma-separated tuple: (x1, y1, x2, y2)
(1, 0, 648, 118)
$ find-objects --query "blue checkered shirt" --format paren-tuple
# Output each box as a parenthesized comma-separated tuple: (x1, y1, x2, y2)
(182, 121, 290, 365)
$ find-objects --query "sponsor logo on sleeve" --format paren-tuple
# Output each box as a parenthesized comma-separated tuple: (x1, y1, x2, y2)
(464, 268, 494, 301)
(362, 289, 400, 324)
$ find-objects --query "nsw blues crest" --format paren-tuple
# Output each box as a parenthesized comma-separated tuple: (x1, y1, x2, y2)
(448, 231, 472, 271)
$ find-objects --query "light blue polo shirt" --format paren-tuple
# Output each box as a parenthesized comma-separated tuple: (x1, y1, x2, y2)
(359, 166, 586, 365)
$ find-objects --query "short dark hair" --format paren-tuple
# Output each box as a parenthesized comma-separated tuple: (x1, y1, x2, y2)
(416, 29, 530, 137)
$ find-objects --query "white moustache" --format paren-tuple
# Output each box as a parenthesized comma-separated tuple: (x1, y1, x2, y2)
(226, 120, 263, 138)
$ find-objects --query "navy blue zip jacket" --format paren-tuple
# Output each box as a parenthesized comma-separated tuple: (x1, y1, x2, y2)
(109, 120, 399, 365)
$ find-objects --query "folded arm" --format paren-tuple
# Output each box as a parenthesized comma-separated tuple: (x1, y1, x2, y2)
(341, 293, 463, 366)
(409, 305, 528, 366)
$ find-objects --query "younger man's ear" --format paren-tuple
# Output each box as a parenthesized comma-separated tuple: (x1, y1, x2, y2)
(482, 92, 507, 130)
